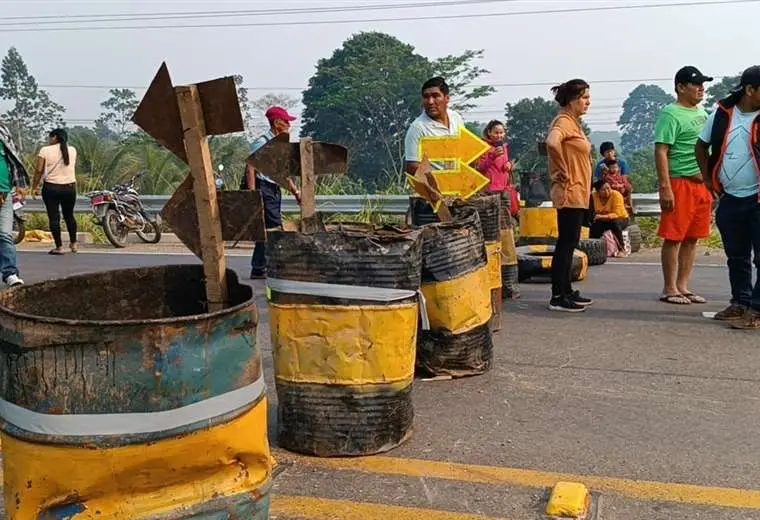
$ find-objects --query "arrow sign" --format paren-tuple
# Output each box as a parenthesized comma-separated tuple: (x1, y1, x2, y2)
(247, 133, 348, 190)
(405, 157, 452, 222)
(161, 175, 267, 258)
(418, 127, 491, 200)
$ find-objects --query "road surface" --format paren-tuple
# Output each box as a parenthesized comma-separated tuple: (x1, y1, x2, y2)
(3, 249, 760, 520)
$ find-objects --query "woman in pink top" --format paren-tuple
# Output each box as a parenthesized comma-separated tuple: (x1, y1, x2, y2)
(476, 120, 519, 219)
(32, 128, 78, 255)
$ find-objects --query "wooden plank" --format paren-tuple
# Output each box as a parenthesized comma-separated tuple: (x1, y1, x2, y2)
(175, 85, 228, 311)
(299, 138, 320, 233)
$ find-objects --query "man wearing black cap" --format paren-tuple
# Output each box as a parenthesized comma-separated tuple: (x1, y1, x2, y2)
(695, 66, 760, 329)
(654, 66, 713, 306)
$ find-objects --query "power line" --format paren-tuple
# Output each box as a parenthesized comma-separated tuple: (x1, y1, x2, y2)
(2, 0, 755, 32)
(0, 0, 518, 26)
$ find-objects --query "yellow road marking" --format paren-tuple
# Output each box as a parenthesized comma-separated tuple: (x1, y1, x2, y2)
(275, 450, 760, 511)
(271, 495, 507, 520)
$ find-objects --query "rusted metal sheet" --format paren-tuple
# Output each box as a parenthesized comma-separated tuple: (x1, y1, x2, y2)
(162, 175, 266, 258)
(196, 76, 244, 136)
(247, 133, 348, 188)
(132, 62, 186, 163)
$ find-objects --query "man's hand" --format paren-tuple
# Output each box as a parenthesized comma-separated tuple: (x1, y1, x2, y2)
(659, 185, 675, 212)
(16, 187, 27, 202)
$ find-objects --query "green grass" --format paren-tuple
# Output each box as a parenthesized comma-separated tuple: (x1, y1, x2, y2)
(25, 213, 108, 244)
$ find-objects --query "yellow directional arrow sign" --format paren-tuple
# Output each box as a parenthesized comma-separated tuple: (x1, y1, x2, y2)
(418, 127, 491, 200)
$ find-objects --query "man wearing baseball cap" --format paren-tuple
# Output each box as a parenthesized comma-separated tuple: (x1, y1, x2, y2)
(696, 65, 760, 329)
(654, 66, 712, 305)
(244, 106, 301, 279)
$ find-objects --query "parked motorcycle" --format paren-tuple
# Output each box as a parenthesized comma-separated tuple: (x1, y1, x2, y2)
(11, 193, 25, 245)
(86, 173, 162, 248)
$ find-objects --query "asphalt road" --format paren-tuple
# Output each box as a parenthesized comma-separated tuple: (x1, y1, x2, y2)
(5, 250, 760, 520)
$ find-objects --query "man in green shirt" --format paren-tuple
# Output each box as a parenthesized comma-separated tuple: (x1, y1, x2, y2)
(0, 122, 29, 287)
(654, 66, 712, 305)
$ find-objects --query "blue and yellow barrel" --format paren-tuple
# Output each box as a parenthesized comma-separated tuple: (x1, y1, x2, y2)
(417, 207, 494, 378)
(0, 266, 271, 519)
(267, 226, 424, 457)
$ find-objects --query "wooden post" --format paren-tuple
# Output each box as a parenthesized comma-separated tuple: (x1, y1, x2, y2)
(299, 137, 318, 233)
(175, 85, 228, 311)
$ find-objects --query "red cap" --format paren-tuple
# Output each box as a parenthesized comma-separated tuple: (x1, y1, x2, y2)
(265, 106, 297, 123)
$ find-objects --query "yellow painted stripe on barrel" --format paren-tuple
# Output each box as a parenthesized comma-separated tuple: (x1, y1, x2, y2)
(421, 266, 492, 335)
(518, 207, 557, 239)
(499, 228, 517, 266)
(485, 242, 502, 290)
(581, 226, 590, 240)
(271, 495, 509, 520)
(575, 250, 589, 281)
(3, 398, 272, 519)
(270, 303, 418, 385)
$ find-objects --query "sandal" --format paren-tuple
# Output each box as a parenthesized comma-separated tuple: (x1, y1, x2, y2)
(681, 292, 707, 304)
(48, 249, 65, 256)
(71, 244, 78, 254)
(660, 294, 691, 305)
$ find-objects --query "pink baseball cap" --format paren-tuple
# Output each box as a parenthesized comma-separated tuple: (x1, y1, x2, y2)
(265, 106, 297, 122)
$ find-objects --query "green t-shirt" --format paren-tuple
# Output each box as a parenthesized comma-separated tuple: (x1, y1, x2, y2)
(654, 103, 709, 178)
(0, 144, 12, 193)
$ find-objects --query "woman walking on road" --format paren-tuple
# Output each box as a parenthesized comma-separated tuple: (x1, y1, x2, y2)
(32, 128, 78, 255)
(545, 79, 594, 313)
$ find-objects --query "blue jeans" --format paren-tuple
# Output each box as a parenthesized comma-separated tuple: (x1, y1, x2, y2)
(715, 193, 760, 311)
(250, 177, 282, 275)
(0, 192, 19, 282)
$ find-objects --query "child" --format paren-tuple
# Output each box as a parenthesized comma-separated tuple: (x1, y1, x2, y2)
(476, 120, 519, 218)
(601, 159, 632, 199)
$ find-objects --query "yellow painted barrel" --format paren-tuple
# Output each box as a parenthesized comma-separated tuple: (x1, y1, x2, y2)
(0, 266, 271, 519)
(450, 195, 502, 333)
(498, 193, 520, 300)
(417, 207, 494, 378)
(267, 225, 424, 457)
(518, 206, 558, 244)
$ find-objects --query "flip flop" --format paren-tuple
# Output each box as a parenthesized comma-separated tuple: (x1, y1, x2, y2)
(660, 294, 691, 305)
(681, 292, 707, 304)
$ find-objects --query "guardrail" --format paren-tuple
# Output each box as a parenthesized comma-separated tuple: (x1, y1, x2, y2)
(21, 193, 663, 217)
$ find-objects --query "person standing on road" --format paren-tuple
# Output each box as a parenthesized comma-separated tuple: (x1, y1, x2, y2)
(654, 66, 713, 305)
(244, 106, 301, 279)
(0, 122, 28, 287)
(32, 128, 78, 255)
(545, 79, 594, 313)
(404, 77, 465, 175)
(695, 66, 760, 329)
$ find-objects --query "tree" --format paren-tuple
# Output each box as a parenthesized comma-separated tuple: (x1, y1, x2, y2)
(301, 31, 493, 189)
(0, 47, 65, 153)
(249, 92, 300, 138)
(68, 127, 133, 192)
(627, 147, 658, 193)
(618, 84, 674, 154)
(706, 74, 741, 108)
(94, 88, 139, 140)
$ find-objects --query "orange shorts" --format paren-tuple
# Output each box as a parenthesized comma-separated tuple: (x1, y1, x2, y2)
(658, 177, 713, 242)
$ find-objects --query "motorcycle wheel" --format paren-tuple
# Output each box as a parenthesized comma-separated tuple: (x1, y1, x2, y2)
(103, 208, 129, 248)
(135, 217, 162, 244)
(12, 215, 25, 245)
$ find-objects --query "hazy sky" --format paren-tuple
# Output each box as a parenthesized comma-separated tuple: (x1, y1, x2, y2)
(1, 0, 757, 135)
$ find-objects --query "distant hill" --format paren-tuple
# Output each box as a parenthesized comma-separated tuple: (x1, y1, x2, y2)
(589, 131, 621, 152)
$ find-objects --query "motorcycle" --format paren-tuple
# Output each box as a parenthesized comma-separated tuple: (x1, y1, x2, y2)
(86, 173, 162, 248)
(11, 192, 25, 245)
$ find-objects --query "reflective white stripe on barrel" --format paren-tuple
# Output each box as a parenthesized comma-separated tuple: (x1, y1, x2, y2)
(0, 376, 265, 437)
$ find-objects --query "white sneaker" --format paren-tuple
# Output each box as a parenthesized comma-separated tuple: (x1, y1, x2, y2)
(5, 274, 24, 287)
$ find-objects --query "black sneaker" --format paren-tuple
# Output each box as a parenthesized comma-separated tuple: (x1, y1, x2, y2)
(548, 296, 587, 313)
(569, 290, 594, 307)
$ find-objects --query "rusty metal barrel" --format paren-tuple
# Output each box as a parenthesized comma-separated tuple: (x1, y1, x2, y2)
(266, 225, 424, 457)
(0, 265, 271, 519)
(499, 194, 520, 300)
(417, 207, 494, 378)
(451, 194, 503, 332)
